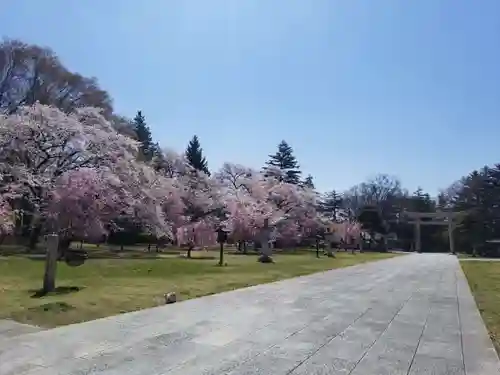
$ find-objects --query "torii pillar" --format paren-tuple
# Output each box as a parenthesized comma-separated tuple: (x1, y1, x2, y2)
(448, 220, 455, 255)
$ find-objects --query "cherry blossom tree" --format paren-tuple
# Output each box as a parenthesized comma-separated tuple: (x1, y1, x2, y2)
(0, 103, 177, 251)
(155, 149, 226, 254)
(216, 164, 321, 252)
(216, 164, 275, 251)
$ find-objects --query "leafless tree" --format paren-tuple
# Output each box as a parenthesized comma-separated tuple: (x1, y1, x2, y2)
(343, 174, 405, 222)
(0, 39, 113, 116)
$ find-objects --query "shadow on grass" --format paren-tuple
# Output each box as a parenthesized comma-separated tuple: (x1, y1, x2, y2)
(8, 252, 177, 261)
(178, 254, 217, 260)
(29, 286, 84, 298)
(28, 301, 76, 313)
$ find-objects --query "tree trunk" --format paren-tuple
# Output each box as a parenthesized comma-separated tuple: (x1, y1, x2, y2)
(28, 224, 42, 251)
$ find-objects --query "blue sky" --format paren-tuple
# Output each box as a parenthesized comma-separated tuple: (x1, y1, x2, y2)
(2, 0, 500, 195)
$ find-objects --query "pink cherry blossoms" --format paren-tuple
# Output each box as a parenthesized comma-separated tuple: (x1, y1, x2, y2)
(0, 103, 358, 248)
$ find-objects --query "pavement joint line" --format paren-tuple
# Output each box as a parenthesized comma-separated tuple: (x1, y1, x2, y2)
(455, 267, 467, 374)
(219, 258, 413, 375)
(285, 278, 417, 375)
(286, 306, 374, 375)
(404, 271, 444, 375)
(346, 287, 426, 375)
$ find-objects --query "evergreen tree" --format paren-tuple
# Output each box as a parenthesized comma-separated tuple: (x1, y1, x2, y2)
(133, 111, 155, 161)
(410, 188, 435, 213)
(319, 190, 343, 221)
(264, 140, 301, 184)
(185, 135, 210, 175)
(450, 166, 500, 256)
(303, 174, 315, 189)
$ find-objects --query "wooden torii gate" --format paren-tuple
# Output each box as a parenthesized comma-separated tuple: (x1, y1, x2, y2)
(402, 211, 462, 254)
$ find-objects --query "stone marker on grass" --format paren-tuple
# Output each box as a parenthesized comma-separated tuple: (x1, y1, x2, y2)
(324, 232, 336, 258)
(42, 234, 59, 294)
(164, 292, 177, 304)
(258, 219, 274, 263)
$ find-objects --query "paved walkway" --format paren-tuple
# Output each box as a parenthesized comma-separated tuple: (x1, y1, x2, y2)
(1, 254, 499, 375)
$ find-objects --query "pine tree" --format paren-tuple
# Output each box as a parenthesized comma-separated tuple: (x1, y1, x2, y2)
(303, 174, 315, 189)
(133, 111, 155, 161)
(410, 188, 435, 213)
(264, 140, 301, 184)
(319, 190, 344, 221)
(185, 135, 210, 175)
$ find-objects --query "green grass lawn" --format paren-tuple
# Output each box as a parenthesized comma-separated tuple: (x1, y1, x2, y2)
(461, 261, 500, 354)
(0, 251, 396, 327)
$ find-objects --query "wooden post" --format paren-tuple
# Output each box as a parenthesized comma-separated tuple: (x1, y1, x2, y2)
(42, 234, 59, 294)
(219, 242, 224, 266)
(315, 238, 320, 258)
(448, 220, 455, 255)
(414, 219, 421, 253)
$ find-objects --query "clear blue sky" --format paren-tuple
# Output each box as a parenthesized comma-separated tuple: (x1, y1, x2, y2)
(2, 1, 500, 195)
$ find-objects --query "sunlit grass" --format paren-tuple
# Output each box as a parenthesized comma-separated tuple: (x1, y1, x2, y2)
(461, 261, 500, 354)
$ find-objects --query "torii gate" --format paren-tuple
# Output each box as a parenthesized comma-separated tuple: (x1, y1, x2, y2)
(402, 211, 462, 254)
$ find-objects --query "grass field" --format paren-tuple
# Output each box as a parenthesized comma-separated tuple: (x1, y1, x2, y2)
(461, 261, 500, 354)
(0, 251, 396, 327)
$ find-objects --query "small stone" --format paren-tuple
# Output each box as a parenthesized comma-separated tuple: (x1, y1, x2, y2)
(164, 292, 177, 304)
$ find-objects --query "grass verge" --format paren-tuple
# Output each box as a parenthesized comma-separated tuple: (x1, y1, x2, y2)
(0, 251, 396, 327)
(461, 261, 500, 354)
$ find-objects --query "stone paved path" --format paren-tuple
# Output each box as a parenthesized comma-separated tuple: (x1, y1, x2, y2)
(1, 254, 499, 375)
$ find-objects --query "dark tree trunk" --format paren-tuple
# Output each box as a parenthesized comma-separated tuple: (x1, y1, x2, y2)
(28, 224, 42, 251)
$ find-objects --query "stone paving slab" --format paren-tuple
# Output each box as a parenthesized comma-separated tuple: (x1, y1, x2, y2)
(0, 253, 499, 375)
(0, 320, 42, 346)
